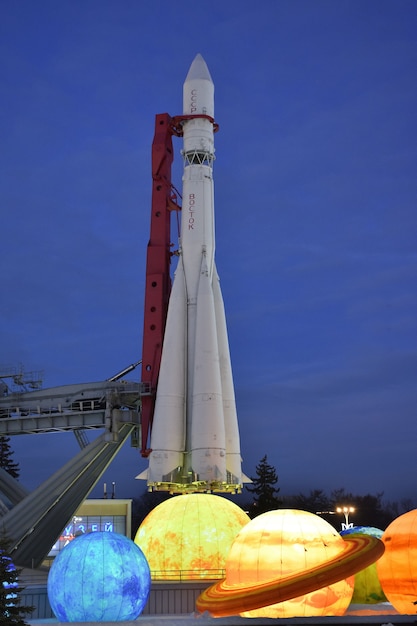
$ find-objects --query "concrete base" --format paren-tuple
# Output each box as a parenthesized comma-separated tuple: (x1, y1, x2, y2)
(28, 604, 416, 626)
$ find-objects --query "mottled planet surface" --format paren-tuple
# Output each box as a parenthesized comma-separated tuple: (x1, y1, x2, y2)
(377, 509, 417, 615)
(340, 526, 387, 604)
(135, 493, 250, 580)
(197, 509, 385, 618)
(47, 531, 151, 621)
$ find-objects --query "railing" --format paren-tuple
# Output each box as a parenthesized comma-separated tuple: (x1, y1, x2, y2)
(21, 577, 214, 620)
(151, 568, 225, 581)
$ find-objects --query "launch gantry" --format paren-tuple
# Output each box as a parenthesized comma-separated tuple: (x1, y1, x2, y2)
(139, 112, 219, 460)
(139, 113, 181, 458)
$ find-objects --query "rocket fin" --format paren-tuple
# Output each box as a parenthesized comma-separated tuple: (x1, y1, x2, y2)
(148, 259, 187, 484)
(190, 255, 227, 483)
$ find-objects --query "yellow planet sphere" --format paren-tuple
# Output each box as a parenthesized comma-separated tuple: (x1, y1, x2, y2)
(134, 494, 250, 581)
(226, 509, 354, 618)
(377, 509, 417, 615)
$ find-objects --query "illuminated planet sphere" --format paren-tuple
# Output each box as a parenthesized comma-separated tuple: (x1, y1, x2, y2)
(225, 509, 355, 618)
(340, 527, 387, 604)
(134, 493, 250, 580)
(377, 509, 417, 614)
(47, 532, 151, 621)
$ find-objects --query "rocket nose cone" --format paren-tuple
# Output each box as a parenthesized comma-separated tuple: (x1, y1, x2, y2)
(185, 53, 213, 83)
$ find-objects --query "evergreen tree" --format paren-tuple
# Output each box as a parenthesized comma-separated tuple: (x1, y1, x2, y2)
(0, 437, 19, 479)
(246, 455, 282, 517)
(0, 532, 34, 625)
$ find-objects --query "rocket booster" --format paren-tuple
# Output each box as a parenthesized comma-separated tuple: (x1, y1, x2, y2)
(147, 54, 244, 492)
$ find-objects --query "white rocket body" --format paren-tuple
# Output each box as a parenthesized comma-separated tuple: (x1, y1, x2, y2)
(147, 55, 244, 491)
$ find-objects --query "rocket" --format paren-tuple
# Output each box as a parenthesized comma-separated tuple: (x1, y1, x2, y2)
(146, 54, 245, 493)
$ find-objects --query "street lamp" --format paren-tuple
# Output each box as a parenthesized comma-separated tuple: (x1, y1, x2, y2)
(336, 506, 355, 529)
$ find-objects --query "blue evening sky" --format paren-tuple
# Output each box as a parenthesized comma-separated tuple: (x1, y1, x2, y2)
(1, 0, 416, 505)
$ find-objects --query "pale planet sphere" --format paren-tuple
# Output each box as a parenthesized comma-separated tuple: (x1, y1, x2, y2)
(225, 509, 354, 618)
(135, 493, 250, 580)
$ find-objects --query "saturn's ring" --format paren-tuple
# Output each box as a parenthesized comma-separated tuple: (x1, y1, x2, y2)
(196, 534, 385, 617)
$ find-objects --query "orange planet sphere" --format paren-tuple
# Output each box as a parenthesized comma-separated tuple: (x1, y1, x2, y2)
(134, 494, 250, 581)
(377, 509, 417, 615)
(213, 509, 356, 617)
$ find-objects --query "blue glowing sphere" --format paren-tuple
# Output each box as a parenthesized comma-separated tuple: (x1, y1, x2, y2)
(47, 532, 151, 621)
(340, 526, 383, 539)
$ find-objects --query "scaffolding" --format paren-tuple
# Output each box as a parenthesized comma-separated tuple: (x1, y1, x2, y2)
(0, 364, 43, 394)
